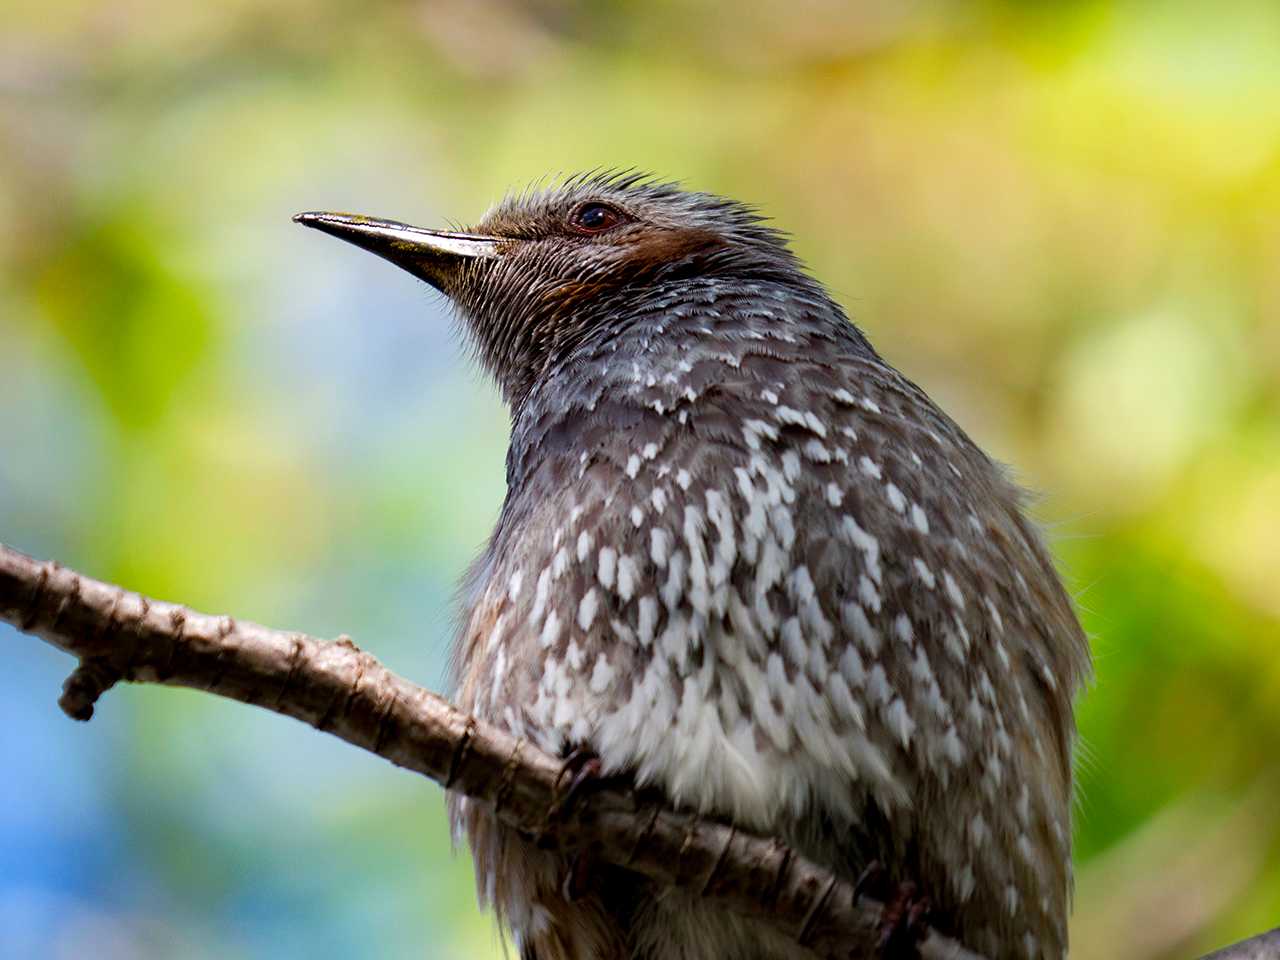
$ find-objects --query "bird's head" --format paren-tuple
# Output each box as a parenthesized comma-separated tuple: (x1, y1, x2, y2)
(295, 172, 814, 410)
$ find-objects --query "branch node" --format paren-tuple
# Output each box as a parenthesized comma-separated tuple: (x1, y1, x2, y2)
(701, 825, 737, 896)
(205, 613, 237, 694)
(58, 658, 121, 721)
(371, 689, 399, 753)
(153, 607, 185, 682)
(491, 736, 526, 818)
(764, 839, 794, 909)
(20, 560, 53, 630)
(626, 802, 663, 867)
(445, 717, 477, 790)
(273, 634, 305, 709)
(797, 872, 840, 947)
(49, 570, 79, 633)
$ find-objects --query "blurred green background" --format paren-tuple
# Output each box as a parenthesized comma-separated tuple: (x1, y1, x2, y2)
(2, 1, 1278, 957)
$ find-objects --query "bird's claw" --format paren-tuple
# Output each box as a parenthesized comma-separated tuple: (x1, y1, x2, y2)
(550, 746, 605, 902)
(551, 745, 604, 820)
(854, 861, 932, 959)
(877, 881, 931, 959)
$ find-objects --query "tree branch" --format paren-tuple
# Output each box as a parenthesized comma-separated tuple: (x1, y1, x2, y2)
(7, 541, 1275, 960)
(0, 541, 982, 960)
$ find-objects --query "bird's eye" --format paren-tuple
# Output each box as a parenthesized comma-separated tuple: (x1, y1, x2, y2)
(569, 202, 625, 235)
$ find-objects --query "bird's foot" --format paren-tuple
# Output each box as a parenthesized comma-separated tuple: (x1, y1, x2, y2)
(549, 745, 606, 902)
(535, 745, 605, 850)
(551, 744, 604, 818)
(877, 882, 931, 959)
(854, 862, 932, 959)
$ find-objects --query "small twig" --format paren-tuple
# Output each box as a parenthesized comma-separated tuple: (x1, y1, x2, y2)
(58, 658, 121, 720)
(1198, 927, 1280, 960)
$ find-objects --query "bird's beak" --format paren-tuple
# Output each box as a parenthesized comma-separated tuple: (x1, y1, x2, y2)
(292, 212, 501, 292)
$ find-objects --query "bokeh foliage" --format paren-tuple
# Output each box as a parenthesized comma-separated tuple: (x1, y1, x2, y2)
(1, 1, 1278, 957)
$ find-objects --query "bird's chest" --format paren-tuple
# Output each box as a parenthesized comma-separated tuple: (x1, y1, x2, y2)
(456, 512, 826, 832)
(450, 326, 1083, 958)
(453, 379, 903, 829)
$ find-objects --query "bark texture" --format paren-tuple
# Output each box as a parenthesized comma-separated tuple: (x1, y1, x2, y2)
(1, 541, 1270, 960)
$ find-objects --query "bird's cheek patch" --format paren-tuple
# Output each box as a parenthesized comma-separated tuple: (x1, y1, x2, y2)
(616, 227, 728, 280)
(535, 228, 728, 317)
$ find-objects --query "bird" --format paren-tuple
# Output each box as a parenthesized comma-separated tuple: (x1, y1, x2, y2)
(294, 172, 1091, 960)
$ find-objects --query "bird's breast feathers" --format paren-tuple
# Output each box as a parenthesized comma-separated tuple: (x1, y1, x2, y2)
(467, 332, 1075, 819)
(453, 289, 1086, 960)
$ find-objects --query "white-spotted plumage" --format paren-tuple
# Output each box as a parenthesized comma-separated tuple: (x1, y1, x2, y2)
(427, 175, 1092, 960)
